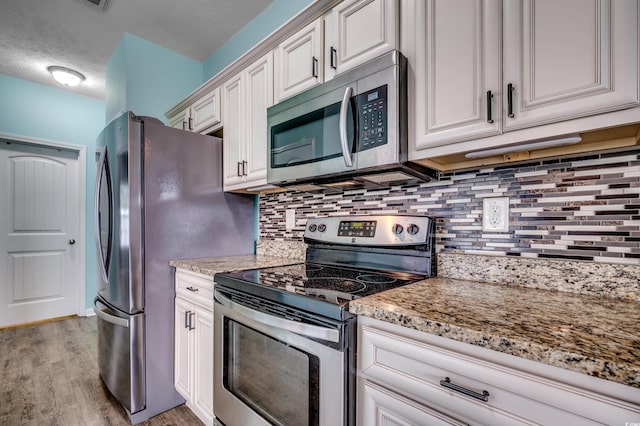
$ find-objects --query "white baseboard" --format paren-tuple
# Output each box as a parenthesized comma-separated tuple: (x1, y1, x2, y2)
(84, 308, 96, 317)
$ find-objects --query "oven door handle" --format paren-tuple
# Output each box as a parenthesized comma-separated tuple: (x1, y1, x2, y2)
(214, 289, 340, 343)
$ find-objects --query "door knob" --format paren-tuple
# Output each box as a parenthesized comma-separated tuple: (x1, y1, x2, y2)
(68, 239, 76, 245)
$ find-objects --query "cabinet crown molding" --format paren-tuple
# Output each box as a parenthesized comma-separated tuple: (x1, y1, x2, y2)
(165, 0, 342, 120)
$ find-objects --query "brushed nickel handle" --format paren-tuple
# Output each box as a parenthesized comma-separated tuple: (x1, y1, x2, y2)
(188, 312, 195, 330)
(440, 377, 490, 402)
(184, 310, 191, 329)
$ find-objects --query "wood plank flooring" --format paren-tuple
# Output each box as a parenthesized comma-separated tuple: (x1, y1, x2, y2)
(0, 316, 203, 425)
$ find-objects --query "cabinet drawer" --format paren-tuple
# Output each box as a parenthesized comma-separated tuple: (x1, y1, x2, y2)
(359, 319, 639, 425)
(175, 269, 214, 310)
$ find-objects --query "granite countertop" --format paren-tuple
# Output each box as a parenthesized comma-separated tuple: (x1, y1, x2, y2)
(169, 254, 301, 276)
(350, 277, 640, 389)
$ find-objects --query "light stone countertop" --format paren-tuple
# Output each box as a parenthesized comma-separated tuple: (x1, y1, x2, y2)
(349, 277, 640, 389)
(171, 249, 640, 389)
(169, 254, 301, 276)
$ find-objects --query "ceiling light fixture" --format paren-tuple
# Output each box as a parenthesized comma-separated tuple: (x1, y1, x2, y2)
(47, 66, 86, 87)
(464, 134, 582, 159)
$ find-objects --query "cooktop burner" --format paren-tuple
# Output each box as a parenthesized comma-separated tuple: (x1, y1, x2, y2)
(214, 215, 435, 321)
(218, 262, 425, 314)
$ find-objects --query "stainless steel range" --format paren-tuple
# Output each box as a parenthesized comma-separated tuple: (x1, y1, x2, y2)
(213, 214, 435, 426)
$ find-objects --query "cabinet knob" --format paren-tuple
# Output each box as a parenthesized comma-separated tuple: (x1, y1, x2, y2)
(68, 239, 76, 245)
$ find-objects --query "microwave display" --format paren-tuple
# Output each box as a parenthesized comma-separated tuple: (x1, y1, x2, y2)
(355, 85, 387, 151)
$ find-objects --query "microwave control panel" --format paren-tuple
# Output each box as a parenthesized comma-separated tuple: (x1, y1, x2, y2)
(356, 85, 387, 151)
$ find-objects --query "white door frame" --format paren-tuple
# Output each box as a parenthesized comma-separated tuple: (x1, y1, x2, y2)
(0, 132, 87, 318)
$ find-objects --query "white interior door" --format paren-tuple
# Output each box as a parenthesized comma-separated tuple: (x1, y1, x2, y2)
(0, 141, 81, 327)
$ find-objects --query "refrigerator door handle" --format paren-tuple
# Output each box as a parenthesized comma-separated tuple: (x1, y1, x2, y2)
(94, 147, 110, 285)
(94, 299, 129, 328)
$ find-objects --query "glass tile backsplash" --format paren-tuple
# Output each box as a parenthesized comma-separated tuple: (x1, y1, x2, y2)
(260, 149, 640, 265)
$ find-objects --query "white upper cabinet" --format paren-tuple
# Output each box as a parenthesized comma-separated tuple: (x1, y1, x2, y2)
(222, 73, 244, 188)
(409, 0, 639, 154)
(503, 0, 640, 131)
(222, 52, 273, 191)
(244, 53, 273, 185)
(274, 0, 398, 103)
(169, 88, 221, 134)
(324, 0, 398, 80)
(169, 108, 190, 130)
(413, 0, 502, 149)
(274, 19, 323, 103)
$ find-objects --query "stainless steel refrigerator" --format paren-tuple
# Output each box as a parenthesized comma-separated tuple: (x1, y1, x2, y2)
(93, 111, 255, 424)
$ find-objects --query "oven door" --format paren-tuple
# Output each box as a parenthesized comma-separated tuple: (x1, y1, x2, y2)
(213, 288, 348, 426)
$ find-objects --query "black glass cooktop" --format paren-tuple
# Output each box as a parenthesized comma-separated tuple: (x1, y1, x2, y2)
(214, 263, 426, 320)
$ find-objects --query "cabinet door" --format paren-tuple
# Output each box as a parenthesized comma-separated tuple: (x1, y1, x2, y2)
(169, 109, 189, 130)
(244, 52, 273, 186)
(325, 0, 398, 80)
(358, 380, 466, 426)
(191, 88, 221, 133)
(174, 297, 193, 400)
(193, 306, 215, 425)
(222, 74, 245, 189)
(274, 19, 323, 103)
(413, 0, 502, 151)
(503, 0, 639, 131)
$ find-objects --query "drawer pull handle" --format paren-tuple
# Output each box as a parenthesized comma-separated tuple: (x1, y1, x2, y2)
(186, 286, 199, 292)
(440, 377, 489, 402)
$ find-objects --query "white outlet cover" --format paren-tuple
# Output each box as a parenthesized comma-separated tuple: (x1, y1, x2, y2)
(285, 209, 296, 230)
(483, 197, 509, 232)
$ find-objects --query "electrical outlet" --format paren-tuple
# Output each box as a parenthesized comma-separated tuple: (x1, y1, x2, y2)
(483, 197, 509, 232)
(285, 209, 296, 230)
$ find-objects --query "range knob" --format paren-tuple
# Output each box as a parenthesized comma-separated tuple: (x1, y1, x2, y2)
(392, 223, 404, 235)
(308, 224, 317, 232)
(407, 224, 420, 235)
(317, 223, 327, 232)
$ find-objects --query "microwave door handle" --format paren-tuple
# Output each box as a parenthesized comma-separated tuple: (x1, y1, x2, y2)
(214, 289, 340, 344)
(339, 86, 354, 167)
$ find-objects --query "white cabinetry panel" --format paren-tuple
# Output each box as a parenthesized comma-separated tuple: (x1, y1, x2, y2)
(325, 0, 398, 80)
(503, 0, 640, 130)
(414, 0, 501, 150)
(274, 20, 323, 103)
(174, 269, 215, 426)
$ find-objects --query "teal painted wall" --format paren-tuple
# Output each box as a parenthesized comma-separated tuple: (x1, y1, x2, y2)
(203, 0, 315, 79)
(106, 33, 203, 124)
(0, 74, 105, 309)
(105, 39, 128, 124)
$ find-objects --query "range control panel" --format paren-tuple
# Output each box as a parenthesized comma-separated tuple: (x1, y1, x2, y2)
(304, 215, 432, 246)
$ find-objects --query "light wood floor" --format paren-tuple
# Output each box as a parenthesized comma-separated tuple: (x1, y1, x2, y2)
(0, 316, 203, 425)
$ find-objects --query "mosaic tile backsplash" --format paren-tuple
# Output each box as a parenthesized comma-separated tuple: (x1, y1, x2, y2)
(259, 149, 640, 265)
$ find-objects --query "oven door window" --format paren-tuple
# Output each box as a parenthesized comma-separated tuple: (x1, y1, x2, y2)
(224, 318, 320, 426)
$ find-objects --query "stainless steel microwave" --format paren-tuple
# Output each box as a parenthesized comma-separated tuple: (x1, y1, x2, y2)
(267, 50, 438, 191)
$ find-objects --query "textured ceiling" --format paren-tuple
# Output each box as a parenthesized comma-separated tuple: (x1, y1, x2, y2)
(0, 0, 273, 99)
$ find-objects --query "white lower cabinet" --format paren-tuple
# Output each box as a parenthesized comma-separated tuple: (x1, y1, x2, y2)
(174, 269, 215, 425)
(357, 316, 640, 425)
